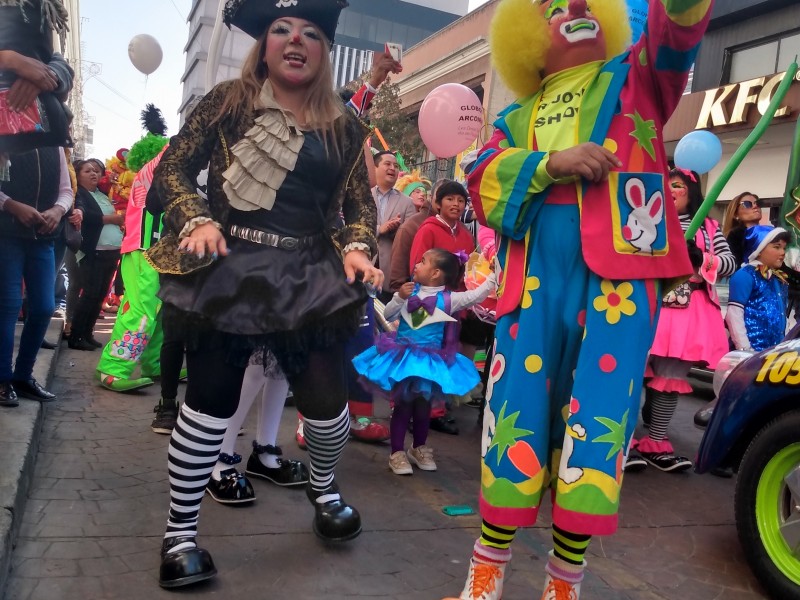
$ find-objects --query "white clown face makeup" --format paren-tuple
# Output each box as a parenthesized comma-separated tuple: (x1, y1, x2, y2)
(538, 0, 606, 76)
(544, 0, 599, 40)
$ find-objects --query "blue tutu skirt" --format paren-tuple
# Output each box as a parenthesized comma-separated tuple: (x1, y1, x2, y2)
(352, 334, 479, 404)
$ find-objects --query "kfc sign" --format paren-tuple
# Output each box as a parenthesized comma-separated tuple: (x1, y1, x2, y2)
(696, 69, 800, 129)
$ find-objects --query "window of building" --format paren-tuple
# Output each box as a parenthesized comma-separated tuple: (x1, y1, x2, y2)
(728, 30, 800, 83)
(376, 18, 393, 44)
(342, 12, 362, 39)
(777, 32, 800, 72)
(391, 22, 409, 46)
(361, 15, 378, 42)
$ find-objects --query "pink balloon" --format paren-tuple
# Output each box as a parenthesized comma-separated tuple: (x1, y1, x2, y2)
(418, 84, 483, 158)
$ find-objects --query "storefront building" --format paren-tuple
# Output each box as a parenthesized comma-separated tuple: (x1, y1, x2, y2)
(665, 0, 800, 222)
(393, 0, 507, 181)
(394, 0, 800, 208)
(178, 0, 466, 121)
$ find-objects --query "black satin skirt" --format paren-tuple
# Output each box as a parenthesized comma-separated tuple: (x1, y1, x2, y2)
(158, 236, 368, 376)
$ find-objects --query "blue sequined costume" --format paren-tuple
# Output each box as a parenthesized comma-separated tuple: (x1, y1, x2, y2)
(728, 265, 788, 351)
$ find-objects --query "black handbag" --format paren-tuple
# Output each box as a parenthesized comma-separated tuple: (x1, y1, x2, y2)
(64, 220, 82, 252)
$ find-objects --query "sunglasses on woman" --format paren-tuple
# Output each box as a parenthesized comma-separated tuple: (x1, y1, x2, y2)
(740, 200, 761, 209)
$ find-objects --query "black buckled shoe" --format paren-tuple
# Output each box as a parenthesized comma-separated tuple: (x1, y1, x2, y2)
(694, 398, 717, 429)
(12, 378, 56, 402)
(0, 382, 19, 407)
(205, 454, 256, 504)
(158, 536, 217, 588)
(246, 443, 309, 487)
(306, 481, 361, 542)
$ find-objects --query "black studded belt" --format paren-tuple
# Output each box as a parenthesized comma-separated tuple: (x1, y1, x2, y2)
(228, 225, 320, 250)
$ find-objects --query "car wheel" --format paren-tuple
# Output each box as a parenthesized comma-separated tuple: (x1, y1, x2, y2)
(735, 410, 800, 600)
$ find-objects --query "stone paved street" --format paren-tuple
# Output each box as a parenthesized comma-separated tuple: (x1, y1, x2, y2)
(4, 318, 770, 599)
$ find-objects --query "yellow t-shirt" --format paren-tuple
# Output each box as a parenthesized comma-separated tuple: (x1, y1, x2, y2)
(534, 61, 604, 154)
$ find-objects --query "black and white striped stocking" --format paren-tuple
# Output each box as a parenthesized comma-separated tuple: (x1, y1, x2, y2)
(648, 391, 679, 442)
(164, 404, 228, 553)
(302, 405, 350, 502)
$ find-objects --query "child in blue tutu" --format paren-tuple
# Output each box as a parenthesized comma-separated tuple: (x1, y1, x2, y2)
(353, 248, 497, 475)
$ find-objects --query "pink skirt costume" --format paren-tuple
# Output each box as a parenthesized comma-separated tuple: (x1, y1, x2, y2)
(649, 217, 733, 393)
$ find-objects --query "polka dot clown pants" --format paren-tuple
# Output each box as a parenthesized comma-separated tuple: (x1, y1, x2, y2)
(479, 203, 661, 536)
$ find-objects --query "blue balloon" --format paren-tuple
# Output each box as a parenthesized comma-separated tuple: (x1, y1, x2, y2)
(627, 0, 649, 42)
(674, 130, 723, 175)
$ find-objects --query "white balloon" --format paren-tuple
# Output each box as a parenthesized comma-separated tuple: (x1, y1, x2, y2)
(128, 34, 163, 76)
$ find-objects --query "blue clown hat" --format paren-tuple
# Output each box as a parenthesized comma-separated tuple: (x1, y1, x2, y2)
(745, 225, 789, 263)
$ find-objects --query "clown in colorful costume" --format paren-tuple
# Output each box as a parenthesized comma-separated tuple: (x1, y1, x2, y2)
(96, 145, 168, 392)
(445, 1, 710, 599)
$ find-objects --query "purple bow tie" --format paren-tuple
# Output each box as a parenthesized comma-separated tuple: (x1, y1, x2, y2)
(407, 294, 438, 315)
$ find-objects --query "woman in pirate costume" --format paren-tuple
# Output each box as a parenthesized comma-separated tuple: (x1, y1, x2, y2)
(144, 0, 381, 588)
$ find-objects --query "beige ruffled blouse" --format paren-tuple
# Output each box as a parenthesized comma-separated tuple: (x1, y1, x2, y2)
(221, 80, 306, 212)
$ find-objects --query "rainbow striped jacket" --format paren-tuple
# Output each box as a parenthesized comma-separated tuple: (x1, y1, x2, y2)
(468, 0, 713, 318)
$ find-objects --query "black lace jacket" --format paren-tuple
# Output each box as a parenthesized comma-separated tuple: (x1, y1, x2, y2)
(144, 80, 377, 275)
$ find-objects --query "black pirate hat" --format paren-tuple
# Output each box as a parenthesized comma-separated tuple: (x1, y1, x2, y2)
(223, 0, 348, 43)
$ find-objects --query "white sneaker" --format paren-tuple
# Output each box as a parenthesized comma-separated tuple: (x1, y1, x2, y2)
(407, 445, 437, 471)
(389, 451, 413, 475)
(541, 573, 581, 600)
(445, 558, 505, 600)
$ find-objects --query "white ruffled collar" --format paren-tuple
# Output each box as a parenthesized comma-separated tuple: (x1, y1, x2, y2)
(221, 80, 306, 212)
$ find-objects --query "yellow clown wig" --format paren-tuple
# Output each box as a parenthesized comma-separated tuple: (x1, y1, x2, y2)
(490, 0, 632, 98)
(395, 170, 432, 197)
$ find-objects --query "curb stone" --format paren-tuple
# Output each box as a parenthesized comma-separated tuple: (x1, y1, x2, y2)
(0, 318, 63, 596)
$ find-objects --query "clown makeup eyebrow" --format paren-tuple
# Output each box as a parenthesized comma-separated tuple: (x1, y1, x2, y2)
(542, 0, 568, 20)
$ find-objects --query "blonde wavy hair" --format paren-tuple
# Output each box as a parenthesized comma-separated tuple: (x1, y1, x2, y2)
(213, 24, 345, 155)
(490, 0, 632, 98)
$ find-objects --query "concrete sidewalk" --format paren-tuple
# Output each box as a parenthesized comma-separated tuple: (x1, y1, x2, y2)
(0, 319, 63, 596)
(0, 317, 773, 599)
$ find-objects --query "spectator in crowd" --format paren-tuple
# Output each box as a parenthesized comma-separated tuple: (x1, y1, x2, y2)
(372, 150, 416, 299)
(68, 159, 124, 351)
(389, 178, 448, 292)
(409, 180, 477, 436)
(0, 0, 74, 406)
(722, 191, 763, 267)
(0, 146, 72, 404)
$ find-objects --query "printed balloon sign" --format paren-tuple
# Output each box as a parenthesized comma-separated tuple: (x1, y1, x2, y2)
(627, 0, 649, 43)
(418, 84, 483, 158)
